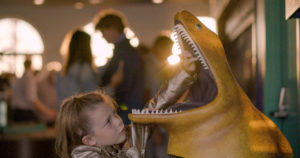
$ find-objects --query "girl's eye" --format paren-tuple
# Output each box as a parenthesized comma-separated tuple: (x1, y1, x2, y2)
(106, 118, 111, 126)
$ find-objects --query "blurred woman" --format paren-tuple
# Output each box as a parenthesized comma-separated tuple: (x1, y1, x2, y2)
(56, 29, 99, 106)
(57, 29, 123, 107)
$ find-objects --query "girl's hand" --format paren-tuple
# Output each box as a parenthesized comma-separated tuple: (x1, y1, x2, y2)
(130, 123, 151, 158)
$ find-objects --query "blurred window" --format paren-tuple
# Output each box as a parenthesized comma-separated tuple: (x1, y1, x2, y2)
(0, 18, 44, 77)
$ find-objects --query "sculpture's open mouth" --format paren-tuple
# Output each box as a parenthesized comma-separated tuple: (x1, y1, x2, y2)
(173, 22, 209, 70)
(131, 22, 218, 115)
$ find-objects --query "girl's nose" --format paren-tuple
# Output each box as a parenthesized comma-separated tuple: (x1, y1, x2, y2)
(114, 115, 123, 127)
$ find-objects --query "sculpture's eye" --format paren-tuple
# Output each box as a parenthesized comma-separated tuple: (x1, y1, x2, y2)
(195, 23, 202, 30)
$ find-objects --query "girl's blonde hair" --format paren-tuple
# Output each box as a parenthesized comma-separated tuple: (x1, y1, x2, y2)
(55, 91, 117, 158)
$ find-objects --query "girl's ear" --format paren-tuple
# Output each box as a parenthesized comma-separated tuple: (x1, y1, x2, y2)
(82, 135, 97, 146)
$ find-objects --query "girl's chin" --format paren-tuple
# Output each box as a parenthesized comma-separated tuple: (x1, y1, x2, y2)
(117, 133, 127, 143)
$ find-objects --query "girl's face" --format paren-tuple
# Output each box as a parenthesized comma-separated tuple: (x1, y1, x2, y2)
(83, 102, 126, 146)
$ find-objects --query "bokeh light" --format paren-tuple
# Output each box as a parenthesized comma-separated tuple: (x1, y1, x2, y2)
(83, 23, 139, 67)
(168, 54, 180, 65)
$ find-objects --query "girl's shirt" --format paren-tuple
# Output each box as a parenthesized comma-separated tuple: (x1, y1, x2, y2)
(71, 145, 130, 158)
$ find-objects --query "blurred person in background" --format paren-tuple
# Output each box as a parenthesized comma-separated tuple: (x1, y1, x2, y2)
(0, 72, 15, 123)
(94, 9, 144, 125)
(56, 29, 99, 107)
(144, 32, 175, 99)
(143, 32, 177, 158)
(56, 29, 123, 107)
(11, 58, 57, 123)
(36, 65, 59, 124)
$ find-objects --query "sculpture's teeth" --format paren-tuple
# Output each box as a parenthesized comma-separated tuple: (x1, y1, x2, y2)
(131, 109, 184, 115)
(172, 24, 209, 70)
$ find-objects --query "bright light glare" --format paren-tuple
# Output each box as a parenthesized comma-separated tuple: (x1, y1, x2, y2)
(83, 23, 114, 67)
(0, 18, 44, 54)
(197, 17, 217, 34)
(124, 27, 135, 39)
(125, 27, 139, 47)
(83, 23, 95, 35)
(0, 18, 44, 76)
(14, 56, 25, 78)
(170, 31, 177, 42)
(91, 31, 114, 58)
(16, 21, 44, 54)
(84, 22, 139, 67)
(90, 32, 114, 66)
(34, 0, 44, 5)
(152, 0, 163, 4)
(170, 31, 182, 57)
(0, 19, 14, 53)
(168, 16, 216, 65)
(13, 55, 42, 78)
(31, 55, 43, 70)
(130, 37, 139, 48)
(172, 43, 181, 55)
(168, 54, 180, 65)
(94, 57, 108, 67)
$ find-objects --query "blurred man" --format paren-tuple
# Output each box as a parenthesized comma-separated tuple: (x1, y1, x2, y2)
(95, 10, 144, 125)
(11, 58, 57, 123)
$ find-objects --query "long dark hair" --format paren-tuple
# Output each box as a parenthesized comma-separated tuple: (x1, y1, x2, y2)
(62, 30, 93, 75)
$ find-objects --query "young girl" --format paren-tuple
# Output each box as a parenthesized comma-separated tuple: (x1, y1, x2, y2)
(55, 91, 132, 158)
(55, 50, 198, 158)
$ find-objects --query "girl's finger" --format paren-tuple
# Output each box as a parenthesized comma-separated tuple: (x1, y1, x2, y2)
(181, 51, 193, 58)
(184, 57, 198, 64)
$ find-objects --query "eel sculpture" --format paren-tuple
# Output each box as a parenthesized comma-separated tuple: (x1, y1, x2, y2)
(129, 10, 293, 158)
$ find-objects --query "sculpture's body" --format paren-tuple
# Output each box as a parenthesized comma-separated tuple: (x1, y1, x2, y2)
(129, 11, 293, 158)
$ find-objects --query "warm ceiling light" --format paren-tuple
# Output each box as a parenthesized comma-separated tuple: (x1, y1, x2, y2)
(152, 0, 163, 4)
(74, 2, 84, 9)
(89, 0, 102, 5)
(33, 0, 44, 5)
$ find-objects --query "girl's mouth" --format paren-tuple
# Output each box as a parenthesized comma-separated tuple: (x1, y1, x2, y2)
(120, 126, 125, 134)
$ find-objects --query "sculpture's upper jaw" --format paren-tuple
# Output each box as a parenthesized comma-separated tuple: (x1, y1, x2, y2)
(129, 10, 238, 123)
(173, 10, 230, 78)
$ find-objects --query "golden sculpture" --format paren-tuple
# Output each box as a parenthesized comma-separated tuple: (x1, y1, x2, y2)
(129, 10, 293, 158)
